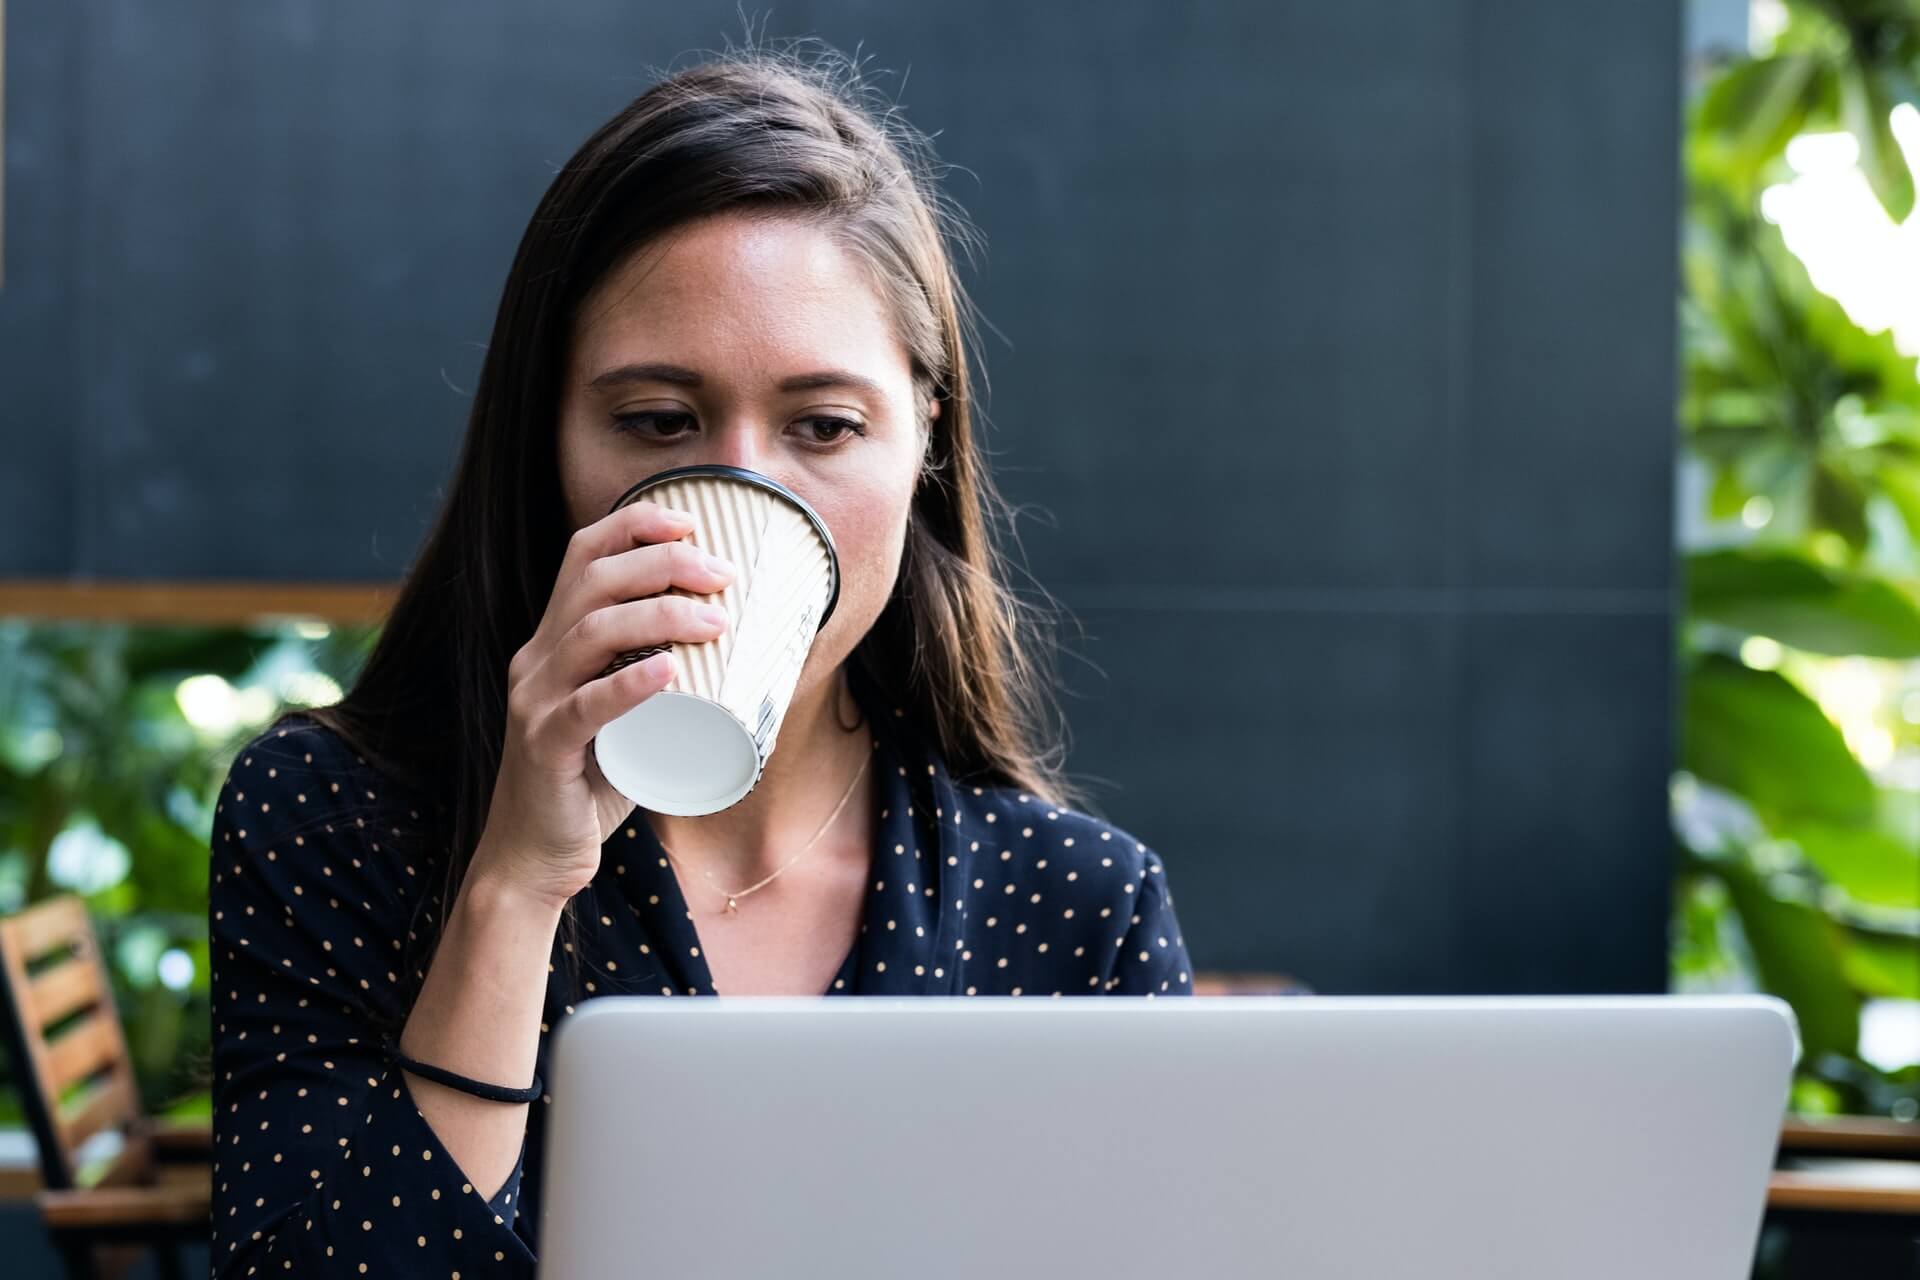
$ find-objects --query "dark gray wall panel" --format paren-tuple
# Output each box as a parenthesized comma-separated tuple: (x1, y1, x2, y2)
(1456, 610, 1676, 993)
(1464, 1, 1682, 591)
(943, 1, 1465, 593)
(0, 3, 81, 576)
(1060, 607, 1463, 994)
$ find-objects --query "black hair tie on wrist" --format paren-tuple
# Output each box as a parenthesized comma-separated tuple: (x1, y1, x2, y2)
(388, 1042, 542, 1104)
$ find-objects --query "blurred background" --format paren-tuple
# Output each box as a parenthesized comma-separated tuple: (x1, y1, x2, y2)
(0, 1, 1916, 1276)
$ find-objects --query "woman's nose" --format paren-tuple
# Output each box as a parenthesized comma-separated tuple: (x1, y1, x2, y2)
(704, 425, 762, 474)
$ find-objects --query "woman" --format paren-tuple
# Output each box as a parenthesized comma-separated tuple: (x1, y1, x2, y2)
(208, 43, 1193, 1277)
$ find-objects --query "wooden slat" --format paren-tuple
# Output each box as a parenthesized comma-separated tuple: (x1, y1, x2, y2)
(146, 1119, 212, 1157)
(0, 580, 395, 625)
(28, 956, 103, 1029)
(1779, 1115, 1920, 1160)
(1, 896, 88, 965)
(36, 1178, 210, 1229)
(153, 1161, 210, 1190)
(91, 1139, 155, 1192)
(1769, 1167, 1920, 1215)
(0, 901, 68, 1185)
(44, 1014, 122, 1096)
(2, 894, 146, 1190)
(0, 1121, 206, 1204)
(62, 1075, 138, 1157)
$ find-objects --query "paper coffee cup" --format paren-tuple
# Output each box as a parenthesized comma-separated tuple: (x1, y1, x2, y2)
(590, 465, 841, 816)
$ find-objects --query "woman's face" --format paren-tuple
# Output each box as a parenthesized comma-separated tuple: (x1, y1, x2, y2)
(555, 210, 932, 698)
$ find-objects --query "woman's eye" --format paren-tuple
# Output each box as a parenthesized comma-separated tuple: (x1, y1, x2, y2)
(795, 416, 867, 446)
(608, 412, 866, 446)
(611, 411, 695, 440)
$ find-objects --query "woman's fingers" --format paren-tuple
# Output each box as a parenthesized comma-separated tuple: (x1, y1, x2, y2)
(509, 496, 738, 754)
(537, 648, 680, 759)
(531, 500, 698, 649)
(586, 498, 698, 571)
(576, 538, 735, 616)
(522, 593, 727, 733)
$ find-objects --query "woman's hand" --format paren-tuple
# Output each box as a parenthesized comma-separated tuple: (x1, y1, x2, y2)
(469, 498, 736, 910)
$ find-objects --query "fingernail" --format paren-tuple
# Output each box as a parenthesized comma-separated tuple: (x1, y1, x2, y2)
(697, 603, 728, 626)
(704, 552, 734, 577)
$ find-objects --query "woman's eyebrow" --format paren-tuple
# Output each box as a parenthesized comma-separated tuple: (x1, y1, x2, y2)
(585, 362, 887, 401)
(587, 362, 704, 391)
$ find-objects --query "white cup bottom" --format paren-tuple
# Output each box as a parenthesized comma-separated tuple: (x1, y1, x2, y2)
(594, 690, 761, 816)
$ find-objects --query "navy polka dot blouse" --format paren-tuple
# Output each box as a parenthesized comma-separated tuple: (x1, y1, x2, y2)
(208, 685, 1194, 1275)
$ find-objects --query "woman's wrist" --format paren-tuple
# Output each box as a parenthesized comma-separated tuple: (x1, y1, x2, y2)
(462, 843, 576, 922)
(462, 859, 568, 932)
(393, 855, 554, 1200)
(398, 857, 562, 1068)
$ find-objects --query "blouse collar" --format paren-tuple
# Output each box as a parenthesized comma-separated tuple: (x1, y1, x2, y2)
(598, 667, 974, 997)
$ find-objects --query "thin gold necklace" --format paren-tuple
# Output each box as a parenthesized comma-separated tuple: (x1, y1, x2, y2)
(654, 748, 871, 916)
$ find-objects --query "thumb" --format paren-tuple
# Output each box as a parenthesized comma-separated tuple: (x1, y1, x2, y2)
(585, 740, 638, 832)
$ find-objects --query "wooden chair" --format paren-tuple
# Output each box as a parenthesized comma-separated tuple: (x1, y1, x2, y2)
(0, 894, 210, 1280)
(1769, 1113, 1920, 1219)
(1778, 1114, 1920, 1162)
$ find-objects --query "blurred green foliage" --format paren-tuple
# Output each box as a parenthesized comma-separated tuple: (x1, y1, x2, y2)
(0, 618, 379, 1124)
(1678, 0, 1920, 1117)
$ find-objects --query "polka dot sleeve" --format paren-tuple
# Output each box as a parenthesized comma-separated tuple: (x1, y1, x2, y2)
(208, 719, 535, 1277)
(1104, 847, 1194, 997)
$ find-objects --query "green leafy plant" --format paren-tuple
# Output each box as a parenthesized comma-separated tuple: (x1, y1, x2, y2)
(1697, 0, 1920, 220)
(0, 618, 378, 1124)
(1678, 0, 1920, 1118)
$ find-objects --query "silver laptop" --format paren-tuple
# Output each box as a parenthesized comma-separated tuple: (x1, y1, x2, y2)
(537, 994, 1797, 1279)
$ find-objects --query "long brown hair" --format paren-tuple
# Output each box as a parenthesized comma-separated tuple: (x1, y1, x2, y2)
(289, 38, 1087, 999)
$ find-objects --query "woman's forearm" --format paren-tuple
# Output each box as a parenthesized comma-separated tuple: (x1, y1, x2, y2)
(397, 855, 562, 1200)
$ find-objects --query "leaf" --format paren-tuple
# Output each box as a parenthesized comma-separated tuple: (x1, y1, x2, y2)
(121, 628, 272, 683)
(1687, 548, 1920, 655)
(1715, 857, 1864, 1061)
(1683, 652, 1877, 826)
(1788, 821, 1920, 908)
(1790, 1075, 1847, 1116)
(1691, 395, 1782, 436)
(1840, 63, 1915, 223)
(1842, 931, 1920, 999)
(1813, 458, 1873, 548)
(1696, 54, 1826, 180)
(1871, 458, 1920, 546)
(1707, 463, 1753, 521)
(1680, 199, 1920, 521)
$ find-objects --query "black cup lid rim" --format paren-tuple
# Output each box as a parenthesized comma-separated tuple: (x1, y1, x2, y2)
(607, 464, 841, 627)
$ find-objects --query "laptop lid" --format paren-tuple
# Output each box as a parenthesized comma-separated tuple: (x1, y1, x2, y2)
(536, 994, 1796, 1279)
